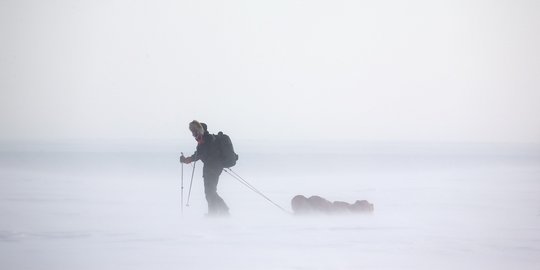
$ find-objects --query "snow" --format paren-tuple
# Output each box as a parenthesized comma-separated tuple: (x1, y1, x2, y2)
(1, 143, 539, 269)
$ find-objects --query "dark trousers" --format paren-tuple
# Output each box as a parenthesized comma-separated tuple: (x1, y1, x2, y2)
(203, 168, 229, 215)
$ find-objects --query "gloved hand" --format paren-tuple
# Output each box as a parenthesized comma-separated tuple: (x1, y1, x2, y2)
(180, 156, 193, 164)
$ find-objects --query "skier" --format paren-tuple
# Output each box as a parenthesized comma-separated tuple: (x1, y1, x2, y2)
(181, 120, 230, 216)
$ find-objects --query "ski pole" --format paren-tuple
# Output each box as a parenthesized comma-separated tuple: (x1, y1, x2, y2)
(186, 160, 197, 207)
(180, 153, 184, 215)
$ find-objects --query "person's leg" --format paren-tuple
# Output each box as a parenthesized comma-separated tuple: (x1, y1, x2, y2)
(204, 170, 229, 215)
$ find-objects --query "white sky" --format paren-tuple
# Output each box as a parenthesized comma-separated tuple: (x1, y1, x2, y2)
(1, 0, 539, 143)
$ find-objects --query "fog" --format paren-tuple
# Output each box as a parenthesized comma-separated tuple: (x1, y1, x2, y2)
(1, 143, 539, 269)
(1, 1, 540, 269)
(1, 0, 540, 143)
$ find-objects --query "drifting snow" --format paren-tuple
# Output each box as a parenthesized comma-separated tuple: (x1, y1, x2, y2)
(1, 143, 539, 269)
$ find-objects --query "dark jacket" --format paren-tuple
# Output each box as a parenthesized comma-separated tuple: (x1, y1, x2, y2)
(190, 131, 223, 176)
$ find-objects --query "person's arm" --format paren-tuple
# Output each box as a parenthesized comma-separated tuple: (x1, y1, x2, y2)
(189, 151, 200, 162)
(180, 151, 199, 164)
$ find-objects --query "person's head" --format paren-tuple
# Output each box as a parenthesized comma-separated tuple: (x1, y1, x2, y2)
(189, 120, 204, 138)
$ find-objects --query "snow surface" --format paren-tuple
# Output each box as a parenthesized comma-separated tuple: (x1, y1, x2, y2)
(1, 143, 539, 270)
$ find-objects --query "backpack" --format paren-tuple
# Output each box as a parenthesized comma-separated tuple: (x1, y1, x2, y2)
(215, 131, 238, 168)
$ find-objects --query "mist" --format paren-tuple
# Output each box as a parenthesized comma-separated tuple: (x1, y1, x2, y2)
(1, 0, 540, 269)
(1, 143, 539, 269)
(1, 0, 540, 143)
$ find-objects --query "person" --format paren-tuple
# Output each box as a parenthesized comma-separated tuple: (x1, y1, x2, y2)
(181, 120, 229, 216)
(291, 195, 374, 215)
